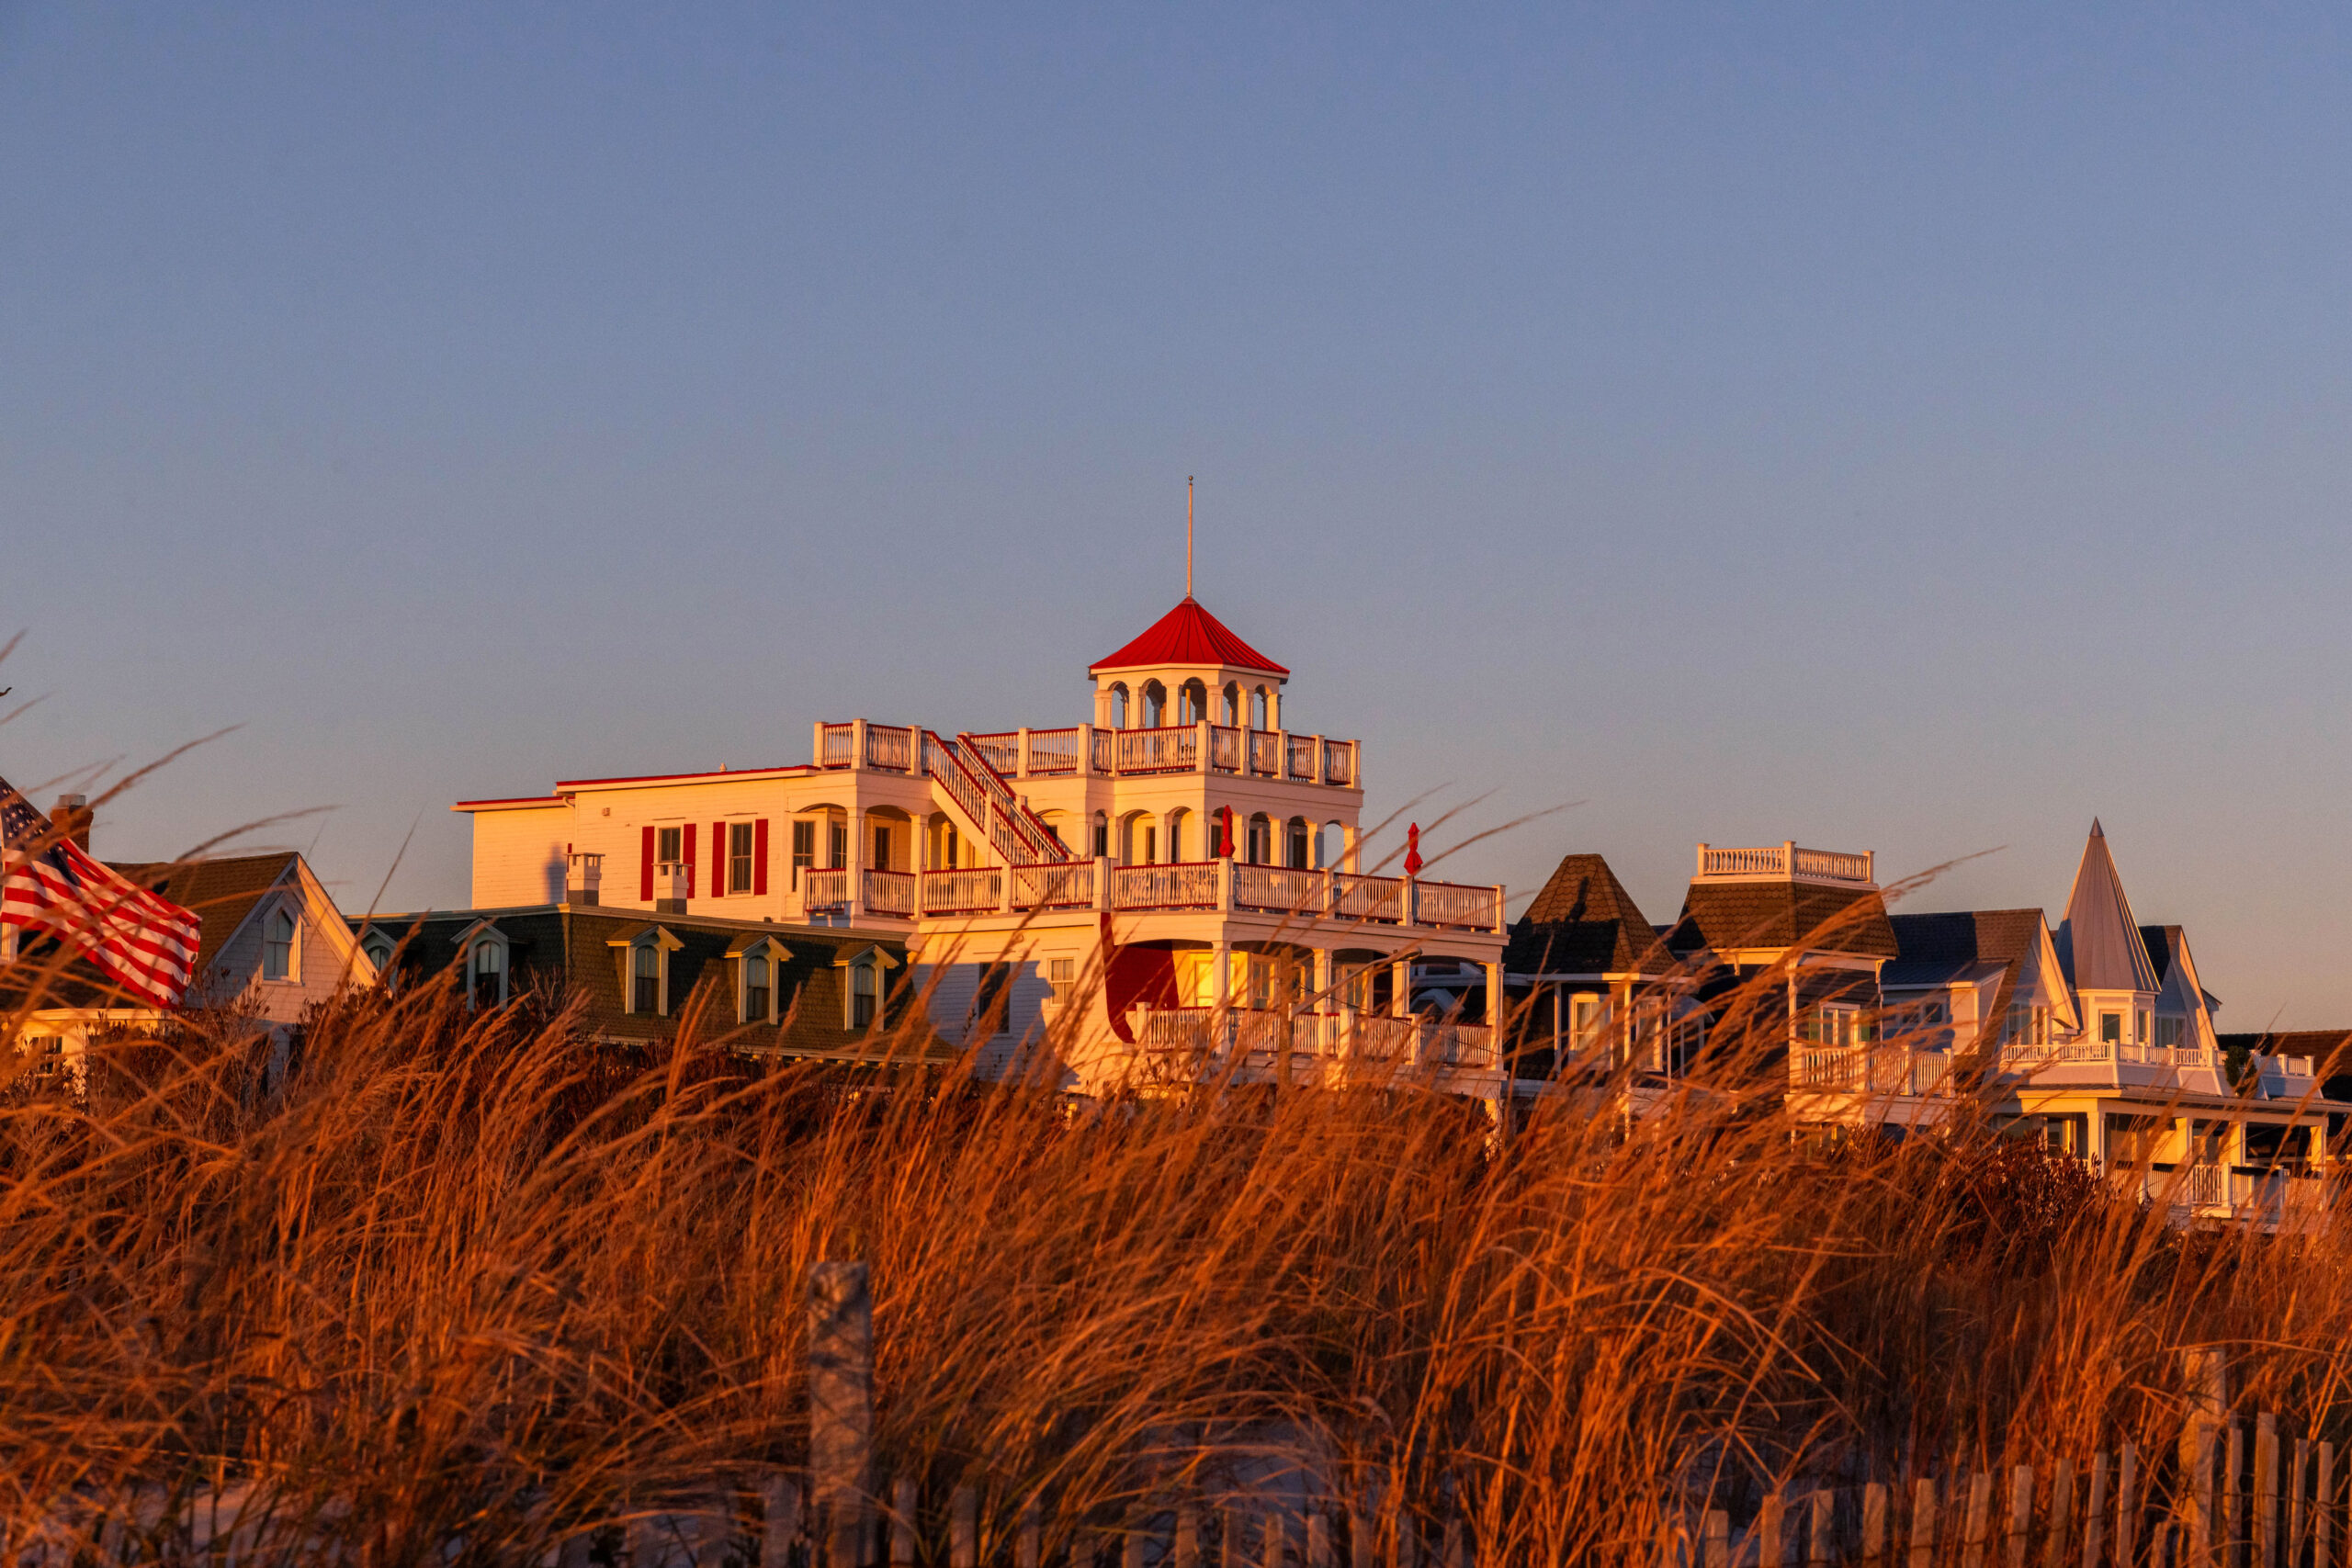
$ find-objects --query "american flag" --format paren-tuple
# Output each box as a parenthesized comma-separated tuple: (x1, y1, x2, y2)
(1, 776, 200, 1009)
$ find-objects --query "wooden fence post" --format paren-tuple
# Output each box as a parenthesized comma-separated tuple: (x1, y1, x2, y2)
(2227, 1427, 2245, 1568)
(1178, 1502, 1201, 1568)
(1127, 1525, 1148, 1568)
(763, 1474, 805, 1568)
(1343, 1505, 1366, 1568)
(1440, 1516, 1462, 1568)
(1862, 1483, 1888, 1563)
(951, 1487, 978, 1568)
(1017, 1501, 1041, 1568)
(2083, 1453, 2109, 1568)
(2294, 1441, 2312, 1568)
(1307, 1509, 1331, 1568)
(2045, 1461, 2074, 1568)
(1705, 1510, 1729, 1568)
(1809, 1491, 1834, 1566)
(2005, 1466, 2032, 1568)
(1963, 1472, 1994, 1568)
(1911, 1480, 1939, 1568)
(2257, 1415, 2279, 1568)
(808, 1263, 875, 1568)
(890, 1477, 917, 1568)
(2119, 1445, 2140, 1568)
(1760, 1495, 1786, 1568)
(2320, 1442, 2337, 1568)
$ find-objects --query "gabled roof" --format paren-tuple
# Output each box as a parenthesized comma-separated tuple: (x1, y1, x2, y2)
(110, 852, 300, 979)
(1090, 597, 1288, 678)
(1668, 880, 1900, 960)
(1505, 852, 1675, 976)
(2055, 820, 2161, 992)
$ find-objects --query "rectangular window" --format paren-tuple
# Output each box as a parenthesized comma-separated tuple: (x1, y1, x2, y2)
(2136, 1010, 2150, 1044)
(792, 821, 816, 888)
(657, 827, 683, 865)
(2099, 1011, 2122, 1044)
(1817, 1005, 1858, 1048)
(729, 822, 754, 895)
(1048, 957, 1075, 987)
(1570, 993, 1605, 1048)
(633, 945, 661, 1015)
(872, 825, 892, 870)
(829, 819, 848, 869)
(851, 962, 878, 1030)
(1091, 818, 1108, 858)
(971, 963, 1012, 1032)
(2154, 1015, 2184, 1049)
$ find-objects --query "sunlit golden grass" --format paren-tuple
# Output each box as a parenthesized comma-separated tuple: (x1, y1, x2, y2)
(0, 943, 2346, 1565)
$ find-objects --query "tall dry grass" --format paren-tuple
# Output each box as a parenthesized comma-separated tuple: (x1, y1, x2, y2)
(0, 946, 2348, 1565)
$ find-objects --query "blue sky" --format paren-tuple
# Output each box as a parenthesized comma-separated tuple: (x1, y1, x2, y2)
(6, 3, 2352, 1023)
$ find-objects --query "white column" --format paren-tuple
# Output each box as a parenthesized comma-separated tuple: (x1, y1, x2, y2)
(1268, 686, 1283, 732)
(847, 806, 869, 922)
(1485, 962, 1504, 1030)
(1342, 824, 1361, 874)
(1313, 948, 1334, 1064)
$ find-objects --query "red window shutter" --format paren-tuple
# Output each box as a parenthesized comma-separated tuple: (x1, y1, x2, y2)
(684, 824, 696, 898)
(714, 819, 727, 894)
(754, 818, 770, 896)
(640, 827, 655, 901)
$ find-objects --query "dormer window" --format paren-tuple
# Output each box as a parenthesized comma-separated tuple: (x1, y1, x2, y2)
(832, 944, 899, 1032)
(633, 946, 660, 1012)
(361, 931, 396, 987)
(262, 907, 299, 983)
(729, 934, 791, 1025)
(470, 938, 507, 1009)
(611, 926, 684, 1016)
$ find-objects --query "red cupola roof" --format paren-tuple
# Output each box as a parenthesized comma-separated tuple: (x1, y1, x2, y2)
(1090, 596, 1288, 678)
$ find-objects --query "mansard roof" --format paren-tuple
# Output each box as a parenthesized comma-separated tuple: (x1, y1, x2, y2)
(1090, 597, 1289, 678)
(2055, 819, 2162, 993)
(1884, 908, 2052, 1030)
(1506, 852, 1675, 976)
(1667, 879, 1899, 960)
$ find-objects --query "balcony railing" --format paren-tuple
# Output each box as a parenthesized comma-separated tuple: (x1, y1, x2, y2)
(1792, 1045, 1951, 1097)
(1133, 1006, 1498, 1072)
(818, 719, 1361, 787)
(1695, 840, 1875, 886)
(801, 856, 1501, 936)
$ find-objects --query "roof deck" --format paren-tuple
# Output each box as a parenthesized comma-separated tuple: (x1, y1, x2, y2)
(1694, 840, 1876, 887)
(816, 720, 1360, 789)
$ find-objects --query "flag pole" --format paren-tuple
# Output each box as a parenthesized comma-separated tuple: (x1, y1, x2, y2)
(1186, 476, 1193, 598)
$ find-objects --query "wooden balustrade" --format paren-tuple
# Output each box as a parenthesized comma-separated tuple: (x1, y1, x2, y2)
(1112, 861, 1221, 910)
(1412, 880, 1501, 931)
(920, 867, 1002, 915)
(1332, 872, 1405, 922)
(863, 724, 915, 772)
(1699, 841, 1874, 884)
(1024, 727, 1082, 773)
(1232, 864, 1324, 915)
(1792, 846, 1873, 882)
(1286, 734, 1316, 780)
(1254, 731, 1284, 775)
(1090, 729, 1114, 772)
(1012, 861, 1094, 908)
(863, 869, 916, 918)
(963, 732, 1020, 774)
(1115, 726, 1198, 774)
(1206, 725, 1244, 773)
(817, 724, 854, 768)
(1321, 739, 1355, 785)
(802, 868, 848, 909)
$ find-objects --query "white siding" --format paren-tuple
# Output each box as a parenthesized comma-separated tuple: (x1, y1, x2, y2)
(471, 807, 572, 907)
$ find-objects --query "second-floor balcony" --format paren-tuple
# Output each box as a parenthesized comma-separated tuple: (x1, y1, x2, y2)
(1132, 1005, 1499, 1074)
(817, 719, 1360, 789)
(1792, 1043, 1953, 1098)
(800, 857, 1505, 933)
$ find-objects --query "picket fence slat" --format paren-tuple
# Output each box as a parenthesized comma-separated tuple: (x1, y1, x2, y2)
(1911, 1478, 1938, 1568)
(1862, 1482, 1888, 1563)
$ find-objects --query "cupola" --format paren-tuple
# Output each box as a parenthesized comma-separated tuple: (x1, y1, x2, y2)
(1089, 596, 1289, 731)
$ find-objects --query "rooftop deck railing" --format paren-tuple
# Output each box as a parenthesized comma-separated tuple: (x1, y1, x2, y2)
(1695, 840, 1875, 885)
(817, 719, 1361, 788)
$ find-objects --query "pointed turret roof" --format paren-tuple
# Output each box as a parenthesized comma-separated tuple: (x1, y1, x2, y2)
(1090, 597, 1288, 677)
(1506, 852, 1676, 976)
(2055, 819, 2161, 992)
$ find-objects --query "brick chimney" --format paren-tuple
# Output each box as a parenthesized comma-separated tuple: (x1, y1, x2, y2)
(51, 795, 90, 852)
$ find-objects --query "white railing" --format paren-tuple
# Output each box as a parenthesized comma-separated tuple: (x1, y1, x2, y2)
(921, 867, 1002, 915)
(1207, 725, 1244, 773)
(2003, 1039, 2111, 1066)
(1113, 862, 1221, 910)
(1091, 729, 1114, 772)
(1136, 1008, 1217, 1055)
(1347, 1013, 1418, 1063)
(1794, 1045, 1951, 1097)
(1284, 734, 1315, 779)
(1412, 881, 1501, 932)
(1321, 739, 1355, 786)
(1697, 842, 1874, 884)
(1233, 864, 1325, 915)
(953, 733, 1067, 863)
(964, 732, 1020, 774)
(803, 868, 848, 910)
(1115, 727, 1198, 773)
(864, 724, 915, 772)
(1333, 872, 1406, 922)
(1795, 1047, 1857, 1090)
(864, 868, 916, 918)
(1422, 1021, 1497, 1068)
(1025, 728, 1082, 774)
(1013, 861, 1094, 908)
(2182, 1164, 2224, 1210)
(1130, 1008, 1498, 1073)
(819, 724, 855, 768)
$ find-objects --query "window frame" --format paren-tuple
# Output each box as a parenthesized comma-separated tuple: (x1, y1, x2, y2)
(260, 903, 300, 984)
(728, 821, 756, 896)
(458, 924, 510, 1010)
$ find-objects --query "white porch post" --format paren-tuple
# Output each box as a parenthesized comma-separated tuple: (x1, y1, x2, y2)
(1343, 824, 1361, 874)
(847, 806, 869, 922)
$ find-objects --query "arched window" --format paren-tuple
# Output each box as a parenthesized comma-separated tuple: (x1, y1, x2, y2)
(1142, 681, 1167, 728)
(1092, 811, 1110, 859)
(1250, 687, 1269, 730)
(1286, 817, 1310, 869)
(1166, 808, 1190, 864)
(262, 907, 297, 982)
(361, 931, 396, 987)
(1317, 820, 1343, 871)
(1246, 813, 1272, 866)
(834, 945, 898, 1031)
(736, 936, 789, 1024)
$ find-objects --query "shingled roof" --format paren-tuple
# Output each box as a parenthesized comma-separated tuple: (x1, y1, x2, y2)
(2055, 820, 2161, 992)
(1505, 853, 1675, 976)
(1090, 597, 1288, 677)
(3, 852, 299, 1010)
(1668, 880, 1900, 960)
(1884, 908, 2050, 1024)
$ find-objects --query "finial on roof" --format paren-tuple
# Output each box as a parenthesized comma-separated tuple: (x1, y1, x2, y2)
(1186, 476, 1194, 600)
(2091, 817, 2105, 838)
